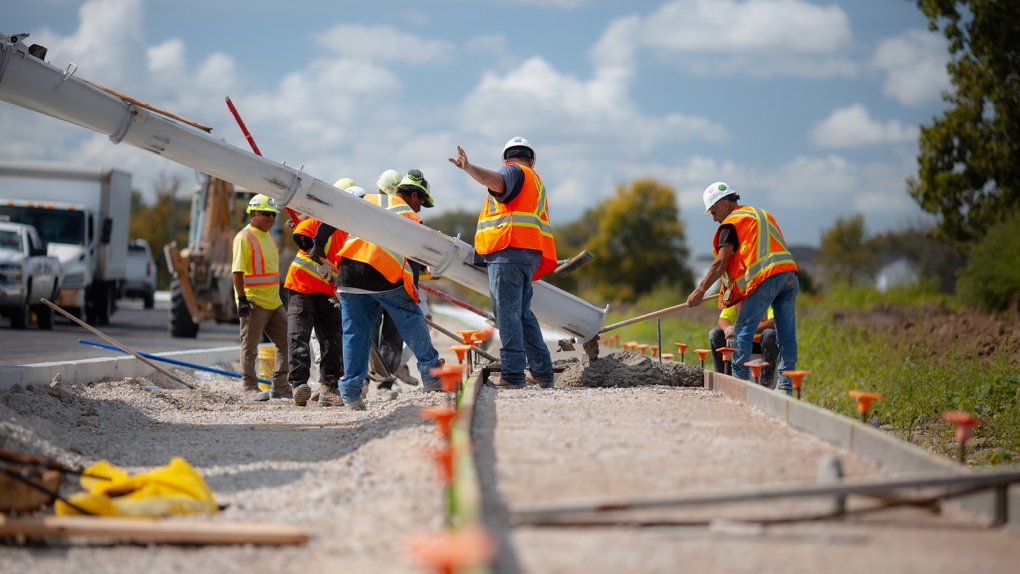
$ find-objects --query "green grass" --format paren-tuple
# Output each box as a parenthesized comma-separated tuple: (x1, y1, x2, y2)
(598, 283, 1020, 466)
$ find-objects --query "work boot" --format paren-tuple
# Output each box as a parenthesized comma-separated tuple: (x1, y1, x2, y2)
(344, 398, 366, 411)
(293, 384, 312, 407)
(394, 364, 419, 386)
(375, 386, 398, 401)
(242, 388, 270, 402)
(490, 375, 526, 390)
(318, 380, 344, 407)
(270, 386, 294, 400)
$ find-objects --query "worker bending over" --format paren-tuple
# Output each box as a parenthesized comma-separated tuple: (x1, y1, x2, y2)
(687, 182, 799, 394)
(710, 305, 778, 387)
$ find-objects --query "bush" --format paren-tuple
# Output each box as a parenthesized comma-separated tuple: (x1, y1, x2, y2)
(957, 211, 1020, 312)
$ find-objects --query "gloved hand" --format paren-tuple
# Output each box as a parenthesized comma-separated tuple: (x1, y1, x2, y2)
(308, 243, 331, 279)
(237, 297, 254, 320)
(723, 325, 735, 339)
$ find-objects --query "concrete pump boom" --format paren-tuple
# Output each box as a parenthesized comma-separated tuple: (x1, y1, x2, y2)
(0, 33, 606, 340)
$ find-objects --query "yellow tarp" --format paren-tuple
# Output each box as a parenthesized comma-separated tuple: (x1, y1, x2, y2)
(55, 457, 218, 517)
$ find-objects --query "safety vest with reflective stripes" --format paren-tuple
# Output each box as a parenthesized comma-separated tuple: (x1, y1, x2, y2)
(338, 194, 422, 303)
(720, 304, 775, 343)
(474, 164, 557, 279)
(284, 218, 347, 296)
(232, 224, 282, 309)
(712, 206, 798, 308)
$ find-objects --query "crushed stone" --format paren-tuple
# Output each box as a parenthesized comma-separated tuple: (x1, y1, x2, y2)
(556, 350, 704, 388)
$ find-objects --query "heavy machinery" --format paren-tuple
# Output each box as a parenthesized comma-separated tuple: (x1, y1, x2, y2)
(163, 176, 241, 338)
(0, 33, 607, 341)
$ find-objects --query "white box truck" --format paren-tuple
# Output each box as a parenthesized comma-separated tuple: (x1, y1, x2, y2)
(0, 161, 130, 324)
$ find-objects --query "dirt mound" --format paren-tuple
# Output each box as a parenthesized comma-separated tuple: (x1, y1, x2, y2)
(832, 302, 1020, 361)
(557, 351, 704, 388)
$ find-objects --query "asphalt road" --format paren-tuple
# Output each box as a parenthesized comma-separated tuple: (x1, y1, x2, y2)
(0, 293, 240, 366)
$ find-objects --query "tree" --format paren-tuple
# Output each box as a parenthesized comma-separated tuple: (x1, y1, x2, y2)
(423, 209, 478, 245)
(816, 214, 877, 286)
(580, 179, 692, 302)
(130, 173, 191, 289)
(957, 210, 1020, 311)
(907, 0, 1020, 248)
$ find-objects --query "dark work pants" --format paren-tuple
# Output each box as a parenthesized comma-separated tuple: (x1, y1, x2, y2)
(374, 309, 404, 390)
(287, 289, 343, 387)
(709, 326, 778, 385)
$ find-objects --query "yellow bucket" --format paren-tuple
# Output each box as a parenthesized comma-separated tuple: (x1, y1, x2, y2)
(256, 344, 275, 390)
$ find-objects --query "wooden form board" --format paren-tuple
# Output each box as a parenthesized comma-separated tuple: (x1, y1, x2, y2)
(0, 515, 309, 546)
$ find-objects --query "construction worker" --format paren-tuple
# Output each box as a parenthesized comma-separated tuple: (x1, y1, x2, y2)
(324, 170, 444, 410)
(710, 305, 778, 387)
(231, 194, 289, 401)
(283, 183, 366, 407)
(448, 137, 557, 389)
(686, 182, 799, 394)
(372, 168, 416, 400)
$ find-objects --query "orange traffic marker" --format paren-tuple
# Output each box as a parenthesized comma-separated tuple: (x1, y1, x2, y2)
(428, 445, 454, 484)
(717, 347, 736, 375)
(456, 330, 480, 344)
(624, 341, 637, 351)
(848, 390, 883, 423)
(675, 343, 687, 363)
(449, 344, 472, 364)
(694, 349, 711, 368)
(405, 527, 496, 574)
(431, 364, 468, 393)
(943, 411, 981, 464)
(650, 345, 658, 357)
(782, 369, 812, 399)
(661, 353, 674, 361)
(420, 406, 457, 439)
(745, 361, 770, 387)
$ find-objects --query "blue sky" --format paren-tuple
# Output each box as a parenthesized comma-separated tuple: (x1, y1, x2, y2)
(2, 0, 950, 254)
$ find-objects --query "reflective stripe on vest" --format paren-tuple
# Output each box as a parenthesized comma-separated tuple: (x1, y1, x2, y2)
(713, 206, 797, 307)
(240, 228, 279, 287)
(474, 164, 557, 278)
(339, 194, 421, 302)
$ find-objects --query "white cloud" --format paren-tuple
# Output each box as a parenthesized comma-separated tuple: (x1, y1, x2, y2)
(873, 29, 950, 106)
(617, 0, 858, 78)
(314, 24, 455, 64)
(810, 104, 919, 148)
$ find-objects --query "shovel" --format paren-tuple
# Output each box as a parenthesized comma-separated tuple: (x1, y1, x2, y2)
(559, 293, 721, 359)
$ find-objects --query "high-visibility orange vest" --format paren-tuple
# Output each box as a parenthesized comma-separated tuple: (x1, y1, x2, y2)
(474, 164, 557, 279)
(712, 206, 797, 308)
(233, 225, 282, 309)
(338, 194, 422, 302)
(284, 218, 347, 296)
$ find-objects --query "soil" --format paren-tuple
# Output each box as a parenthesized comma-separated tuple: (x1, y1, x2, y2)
(831, 302, 1020, 361)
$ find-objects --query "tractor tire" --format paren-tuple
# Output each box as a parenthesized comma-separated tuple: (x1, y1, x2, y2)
(169, 277, 199, 338)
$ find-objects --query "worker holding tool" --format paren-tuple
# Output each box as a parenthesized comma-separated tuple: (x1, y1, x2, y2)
(686, 182, 799, 394)
(710, 305, 779, 388)
(231, 194, 290, 402)
(449, 137, 557, 389)
(283, 184, 365, 407)
(324, 170, 444, 410)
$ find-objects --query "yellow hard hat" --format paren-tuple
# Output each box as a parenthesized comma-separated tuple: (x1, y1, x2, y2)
(398, 169, 434, 208)
(246, 194, 279, 214)
(333, 177, 356, 190)
(377, 169, 401, 195)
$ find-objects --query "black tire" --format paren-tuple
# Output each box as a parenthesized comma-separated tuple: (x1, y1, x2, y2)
(96, 283, 112, 325)
(169, 276, 199, 338)
(10, 300, 28, 329)
(143, 291, 155, 309)
(36, 284, 58, 330)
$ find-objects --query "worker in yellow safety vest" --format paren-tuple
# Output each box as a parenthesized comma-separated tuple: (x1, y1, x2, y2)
(710, 305, 778, 387)
(231, 194, 289, 402)
(283, 183, 364, 407)
(686, 182, 800, 394)
(449, 137, 557, 390)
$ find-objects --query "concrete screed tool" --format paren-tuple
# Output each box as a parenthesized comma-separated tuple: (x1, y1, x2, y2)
(559, 293, 721, 360)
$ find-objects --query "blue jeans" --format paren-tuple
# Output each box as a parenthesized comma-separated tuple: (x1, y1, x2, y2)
(339, 288, 441, 402)
(732, 271, 799, 392)
(488, 262, 554, 385)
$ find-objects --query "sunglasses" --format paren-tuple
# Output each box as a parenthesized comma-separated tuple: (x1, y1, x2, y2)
(255, 211, 277, 217)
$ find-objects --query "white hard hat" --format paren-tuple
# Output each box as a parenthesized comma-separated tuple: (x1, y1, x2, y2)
(345, 185, 367, 198)
(703, 181, 736, 215)
(333, 177, 356, 190)
(502, 136, 535, 161)
(376, 169, 401, 195)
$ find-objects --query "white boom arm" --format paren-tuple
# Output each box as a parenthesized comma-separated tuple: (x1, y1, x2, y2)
(0, 34, 606, 340)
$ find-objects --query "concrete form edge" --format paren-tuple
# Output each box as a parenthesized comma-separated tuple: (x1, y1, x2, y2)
(0, 346, 242, 391)
(704, 370, 1020, 528)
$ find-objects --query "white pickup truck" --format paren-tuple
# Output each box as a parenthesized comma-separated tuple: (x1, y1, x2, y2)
(0, 221, 62, 329)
